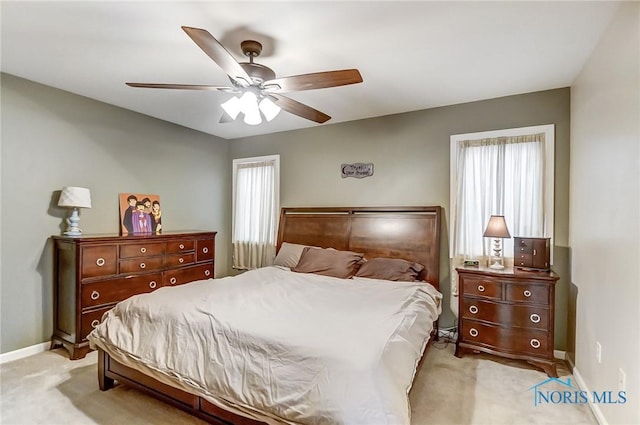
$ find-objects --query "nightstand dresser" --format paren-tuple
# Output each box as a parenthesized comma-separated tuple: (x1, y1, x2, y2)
(51, 231, 216, 359)
(455, 266, 560, 377)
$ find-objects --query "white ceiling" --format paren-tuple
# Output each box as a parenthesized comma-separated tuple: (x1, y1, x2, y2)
(1, 1, 620, 140)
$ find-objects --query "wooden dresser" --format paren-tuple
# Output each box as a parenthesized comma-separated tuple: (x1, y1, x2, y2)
(455, 266, 560, 377)
(51, 231, 216, 360)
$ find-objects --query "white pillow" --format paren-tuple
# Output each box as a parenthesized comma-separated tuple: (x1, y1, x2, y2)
(273, 242, 309, 268)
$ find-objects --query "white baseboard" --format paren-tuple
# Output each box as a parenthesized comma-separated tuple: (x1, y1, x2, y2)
(554, 349, 566, 360)
(0, 341, 50, 365)
(572, 365, 608, 425)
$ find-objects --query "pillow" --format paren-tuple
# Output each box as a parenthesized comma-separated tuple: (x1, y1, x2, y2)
(273, 242, 309, 268)
(354, 257, 425, 282)
(292, 247, 364, 279)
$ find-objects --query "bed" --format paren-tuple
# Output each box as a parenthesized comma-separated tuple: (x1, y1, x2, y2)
(89, 206, 442, 425)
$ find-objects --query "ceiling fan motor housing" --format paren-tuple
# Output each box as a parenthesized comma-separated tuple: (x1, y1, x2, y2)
(235, 40, 276, 84)
(238, 62, 276, 84)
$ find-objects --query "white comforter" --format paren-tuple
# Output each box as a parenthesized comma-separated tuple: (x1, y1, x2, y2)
(89, 266, 442, 425)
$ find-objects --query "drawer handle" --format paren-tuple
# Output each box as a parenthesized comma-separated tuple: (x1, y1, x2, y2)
(179, 257, 184, 263)
(170, 277, 177, 285)
(533, 249, 537, 256)
(469, 328, 479, 337)
(530, 339, 541, 349)
(524, 290, 532, 297)
(179, 244, 185, 249)
(205, 270, 211, 277)
(477, 285, 485, 292)
(96, 258, 105, 267)
(530, 313, 541, 323)
(469, 305, 478, 314)
(202, 247, 209, 254)
(91, 319, 100, 328)
(90, 291, 100, 300)
(140, 247, 147, 253)
(140, 262, 146, 269)
(520, 247, 526, 251)
(149, 280, 157, 289)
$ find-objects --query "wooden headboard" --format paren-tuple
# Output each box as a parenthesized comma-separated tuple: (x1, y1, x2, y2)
(277, 206, 441, 288)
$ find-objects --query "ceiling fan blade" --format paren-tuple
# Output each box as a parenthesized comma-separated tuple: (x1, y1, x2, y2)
(126, 83, 235, 92)
(270, 94, 331, 123)
(181, 26, 252, 85)
(219, 113, 233, 124)
(263, 69, 363, 93)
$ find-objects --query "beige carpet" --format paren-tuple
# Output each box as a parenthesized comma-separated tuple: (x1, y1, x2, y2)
(1, 340, 596, 425)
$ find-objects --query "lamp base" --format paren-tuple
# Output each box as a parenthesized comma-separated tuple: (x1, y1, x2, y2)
(64, 208, 83, 236)
(489, 261, 505, 270)
(488, 237, 505, 269)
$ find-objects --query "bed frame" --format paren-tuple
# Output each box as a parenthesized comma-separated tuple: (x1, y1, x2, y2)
(98, 206, 442, 425)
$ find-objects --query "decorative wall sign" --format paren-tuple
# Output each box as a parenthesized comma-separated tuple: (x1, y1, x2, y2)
(341, 163, 374, 179)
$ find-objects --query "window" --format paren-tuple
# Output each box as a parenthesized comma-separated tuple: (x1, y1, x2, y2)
(450, 125, 554, 276)
(232, 155, 280, 270)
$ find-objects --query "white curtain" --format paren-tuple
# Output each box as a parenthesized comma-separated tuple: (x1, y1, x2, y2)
(232, 158, 278, 270)
(453, 134, 545, 263)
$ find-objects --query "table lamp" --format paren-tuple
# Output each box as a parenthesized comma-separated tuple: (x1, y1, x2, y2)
(58, 186, 92, 236)
(483, 215, 511, 270)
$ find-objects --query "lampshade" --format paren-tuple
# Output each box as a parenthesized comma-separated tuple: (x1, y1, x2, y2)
(259, 97, 281, 121)
(221, 96, 242, 120)
(58, 186, 92, 209)
(239, 91, 262, 125)
(483, 215, 510, 238)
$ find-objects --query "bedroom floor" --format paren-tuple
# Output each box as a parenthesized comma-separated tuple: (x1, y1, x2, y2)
(0, 341, 597, 425)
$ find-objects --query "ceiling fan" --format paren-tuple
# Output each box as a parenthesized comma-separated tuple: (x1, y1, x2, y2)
(126, 26, 363, 124)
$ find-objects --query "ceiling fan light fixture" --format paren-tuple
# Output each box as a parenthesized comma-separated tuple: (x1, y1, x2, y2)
(240, 91, 262, 125)
(259, 97, 281, 122)
(243, 109, 262, 126)
(221, 95, 242, 120)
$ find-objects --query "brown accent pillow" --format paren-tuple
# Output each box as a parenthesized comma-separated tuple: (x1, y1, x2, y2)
(292, 247, 364, 279)
(273, 242, 309, 268)
(354, 257, 425, 282)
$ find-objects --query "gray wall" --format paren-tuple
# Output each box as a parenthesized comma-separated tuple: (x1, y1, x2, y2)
(1, 73, 230, 353)
(230, 88, 571, 348)
(1, 72, 572, 355)
(570, 3, 639, 423)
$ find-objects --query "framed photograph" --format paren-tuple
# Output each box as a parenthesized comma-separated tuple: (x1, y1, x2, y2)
(119, 193, 162, 235)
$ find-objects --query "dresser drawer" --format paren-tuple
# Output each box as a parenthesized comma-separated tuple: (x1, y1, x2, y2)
(166, 240, 195, 254)
(164, 253, 195, 268)
(505, 283, 550, 305)
(164, 263, 213, 286)
(463, 278, 501, 299)
(81, 246, 117, 279)
(80, 306, 111, 341)
(460, 320, 551, 356)
(515, 238, 534, 253)
(120, 242, 164, 258)
(515, 254, 533, 268)
(119, 256, 164, 274)
(82, 273, 162, 308)
(196, 239, 214, 262)
(461, 297, 549, 330)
